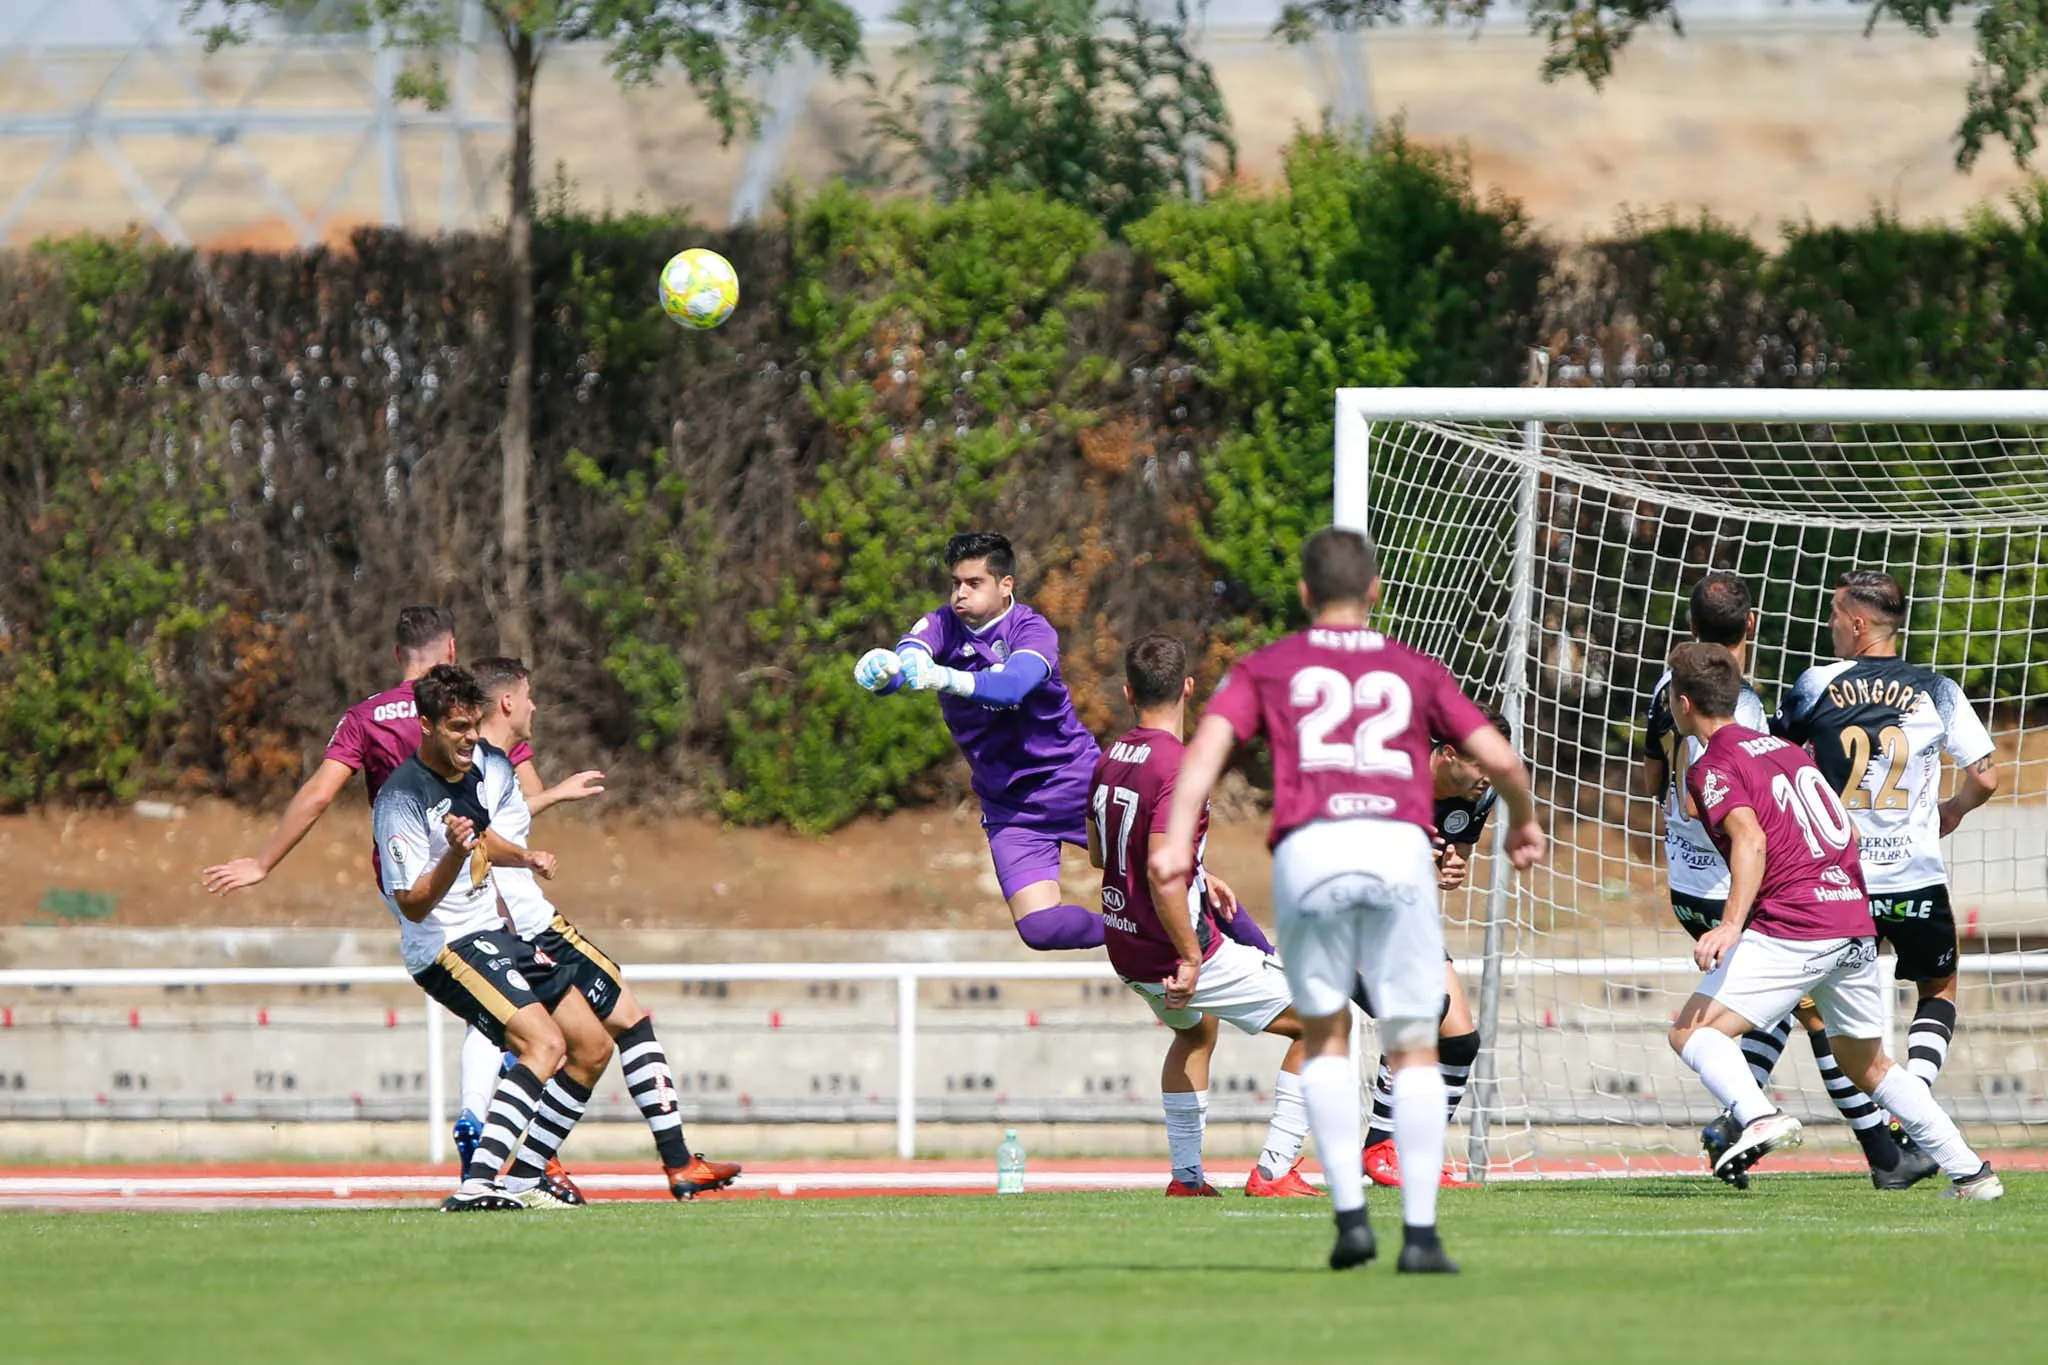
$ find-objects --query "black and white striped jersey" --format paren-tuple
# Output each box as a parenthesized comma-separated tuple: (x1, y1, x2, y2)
(1772, 657, 1995, 894)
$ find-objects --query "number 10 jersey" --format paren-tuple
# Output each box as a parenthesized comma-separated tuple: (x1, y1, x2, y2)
(1772, 657, 1995, 895)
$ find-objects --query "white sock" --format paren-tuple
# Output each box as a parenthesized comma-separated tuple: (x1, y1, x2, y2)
(1680, 1029, 1774, 1125)
(458, 1026, 500, 1119)
(1873, 1067, 1983, 1180)
(1392, 1064, 1448, 1229)
(1257, 1071, 1310, 1178)
(1299, 1054, 1364, 1213)
(1162, 1090, 1208, 1185)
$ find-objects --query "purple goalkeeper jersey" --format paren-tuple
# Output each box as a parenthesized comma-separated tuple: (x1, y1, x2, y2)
(899, 603, 1100, 827)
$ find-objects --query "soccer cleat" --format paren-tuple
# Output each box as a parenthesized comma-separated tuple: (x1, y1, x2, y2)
(451, 1109, 484, 1169)
(1363, 1139, 1403, 1187)
(1328, 1209, 1376, 1270)
(1244, 1160, 1318, 1198)
(1871, 1145, 1940, 1191)
(1700, 1110, 1749, 1190)
(1713, 1112, 1803, 1185)
(513, 1179, 584, 1211)
(544, 1157, 587, 1205)
(1166, 1178, 1222, 1197)
(440, 1179, 523, 1212)
(1941, 1163, 2005, 1202)
(667, 1153, 743, 1200)
(1396, 1242, 1461, 1275)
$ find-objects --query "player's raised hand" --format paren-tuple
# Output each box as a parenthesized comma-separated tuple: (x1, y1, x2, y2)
(1505, 818, 1546, 870)
(1437, 845, 1470, 891)
(853, 648, 901, 692)
(1693, 921, 1741, 973)
(1205, 873, 1241, 919)
(897, 649, 945, 691)
(1162, 959, 1200, 1010)
(529, 850, 558, 880)
(201, 858, 268, 896)
(443, 814, 479, 851)
(548, 770, 606, 805)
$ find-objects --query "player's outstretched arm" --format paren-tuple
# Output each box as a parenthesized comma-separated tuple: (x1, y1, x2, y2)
(1151, 715, 1235, 889)
(1456, 722, 1546, 869)
(899, 649, 1050, 706)
(527, 769, 606, 818)
(1939, 754, 1999, 836)
(854, 647, 906, 695)
(200, 759, 357, 895)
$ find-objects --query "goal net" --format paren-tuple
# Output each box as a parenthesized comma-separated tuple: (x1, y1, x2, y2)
(1338, 387, 2048, 1177)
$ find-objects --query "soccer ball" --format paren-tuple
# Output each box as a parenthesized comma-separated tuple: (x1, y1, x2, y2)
(659, 248, 739, 330)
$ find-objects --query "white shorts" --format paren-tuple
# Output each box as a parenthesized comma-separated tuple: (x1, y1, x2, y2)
(1698, 930, 1886, 1041)
(1128, 939, 1293, 1035)
(1270, 817, 1442, 1022)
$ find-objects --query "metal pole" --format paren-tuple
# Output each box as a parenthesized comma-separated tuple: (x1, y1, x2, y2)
(896, 972, 918, 1160)
(426, 1000, 447, 1164)
(1468, 392, 1544, 1181)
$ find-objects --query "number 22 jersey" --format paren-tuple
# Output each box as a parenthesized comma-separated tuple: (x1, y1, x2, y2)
(1772, 657, 1994, 894)
(1205, 627, 1490, 848)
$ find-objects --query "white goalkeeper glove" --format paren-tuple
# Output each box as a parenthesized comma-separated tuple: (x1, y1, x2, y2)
(853, 648, 902, 693)
(898, 648, 975, 698)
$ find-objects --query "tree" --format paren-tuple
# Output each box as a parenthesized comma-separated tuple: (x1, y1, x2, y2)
(1273, 0, 2048, 169)
(864, 0, 1235, 230)
(190, 0, 862, 656)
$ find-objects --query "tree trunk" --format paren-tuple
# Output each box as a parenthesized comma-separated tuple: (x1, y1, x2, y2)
(499, 28, 539, 661)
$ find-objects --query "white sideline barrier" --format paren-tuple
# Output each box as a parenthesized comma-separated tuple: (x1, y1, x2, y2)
(3, 955, 2044, 1161)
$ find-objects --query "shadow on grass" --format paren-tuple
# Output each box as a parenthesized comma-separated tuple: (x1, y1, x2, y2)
(1025, 1264, 1330, 1276)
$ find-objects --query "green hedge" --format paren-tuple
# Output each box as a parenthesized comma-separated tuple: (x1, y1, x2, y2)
(5, 135, 2048, 825)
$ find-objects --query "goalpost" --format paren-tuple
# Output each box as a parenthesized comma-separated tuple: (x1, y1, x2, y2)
(1336, 385, 2048, 1177)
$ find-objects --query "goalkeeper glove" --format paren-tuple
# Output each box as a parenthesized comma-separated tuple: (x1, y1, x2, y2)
(853, 648, 902, 692)
(899, 649, 975, 697)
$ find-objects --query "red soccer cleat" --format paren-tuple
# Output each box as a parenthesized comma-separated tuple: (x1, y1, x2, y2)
(667, 1153, 743, 1200)
(544, 1157, 587, 1205)
(1244, 1159, 1319, 1198)
(1165, 1178, 1221, 1197)
(1363, 1139, 1403, 1187)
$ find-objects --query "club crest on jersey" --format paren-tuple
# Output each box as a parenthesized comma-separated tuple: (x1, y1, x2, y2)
(429, 798, 452, 823)
(1442, 809, 1471, 837)
(991, 639, 1009, 663)
(387, 838, 407, 871)
(1700, 771, 1731, 810)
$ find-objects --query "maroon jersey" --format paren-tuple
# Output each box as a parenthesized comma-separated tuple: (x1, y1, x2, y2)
(1686, 724, 1876, 941)
(1090, 727, 1224, 982)
(1205, 627, 1489, 849)
(323, 680, 532, 804)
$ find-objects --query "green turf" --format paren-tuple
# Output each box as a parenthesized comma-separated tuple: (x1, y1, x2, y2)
(0, 1176, 2041, 1364)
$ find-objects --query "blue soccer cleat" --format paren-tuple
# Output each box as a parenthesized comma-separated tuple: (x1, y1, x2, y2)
(452, 1109, 484, 1169)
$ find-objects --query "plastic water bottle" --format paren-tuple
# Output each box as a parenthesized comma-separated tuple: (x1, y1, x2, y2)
(996, 1128, 1026, 1195)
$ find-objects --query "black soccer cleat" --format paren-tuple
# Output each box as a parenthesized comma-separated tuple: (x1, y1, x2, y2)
(1701, 1110, 1748, 1189)
(1871, 1145, 1940, 1191)
(440, 1180, 524, 1212)
(1396, 1243, 1461, 1275)
(1328, 1207, 1377, 1271)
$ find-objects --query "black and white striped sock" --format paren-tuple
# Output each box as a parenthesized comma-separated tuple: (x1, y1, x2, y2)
(617, 1017, 692, 1169)
(1439, 1031, 1481, 1123)
(1807, 1029, 1904, 1170)
(1741, 1016, 1793, 1090)
(465, 1062, 544, 1185)
(1363, 1056, 1396, 1151)
(1907, 999, 1958, 1089)
(503, 1073, 593, 1191)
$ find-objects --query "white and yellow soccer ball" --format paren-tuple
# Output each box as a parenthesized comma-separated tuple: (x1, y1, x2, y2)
(658, 247, 739, 330)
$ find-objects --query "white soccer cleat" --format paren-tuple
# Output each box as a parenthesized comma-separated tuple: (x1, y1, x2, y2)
(1941, 1164, 2005, 1202)
(1712, 1112, 1802, 1184)
(511, 1181, 582, 1211)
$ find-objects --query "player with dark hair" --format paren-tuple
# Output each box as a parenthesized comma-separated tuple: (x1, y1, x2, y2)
(1155, 526, 1545, 1273)
(1639, 573, 1925, 1185)
(468, 658, 742, 1200)
(851, 533, 1115, 951)
(1662, 642, 2000, 1199)
(1089, 633, 1317, 1199)
(374, 666, 612, 1211)
(1775, 570, 1999, 1093)
(1359, 707, 1513, 1189)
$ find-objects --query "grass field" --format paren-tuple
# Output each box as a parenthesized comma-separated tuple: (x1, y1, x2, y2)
(1, 1177, 2041, 1364)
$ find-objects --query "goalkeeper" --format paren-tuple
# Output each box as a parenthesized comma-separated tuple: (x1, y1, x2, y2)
(853, 533, 1269, 954)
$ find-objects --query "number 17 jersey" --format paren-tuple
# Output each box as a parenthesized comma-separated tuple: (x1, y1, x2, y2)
(1772, 657, 1995, 894)
(1206, 627, 1490, 849)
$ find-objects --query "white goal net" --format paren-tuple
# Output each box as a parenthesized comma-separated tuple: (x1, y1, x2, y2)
(1339, 387, 2048, 1177)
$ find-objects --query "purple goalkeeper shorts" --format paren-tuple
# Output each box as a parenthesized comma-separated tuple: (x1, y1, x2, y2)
(985, 818, 1091, 901)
